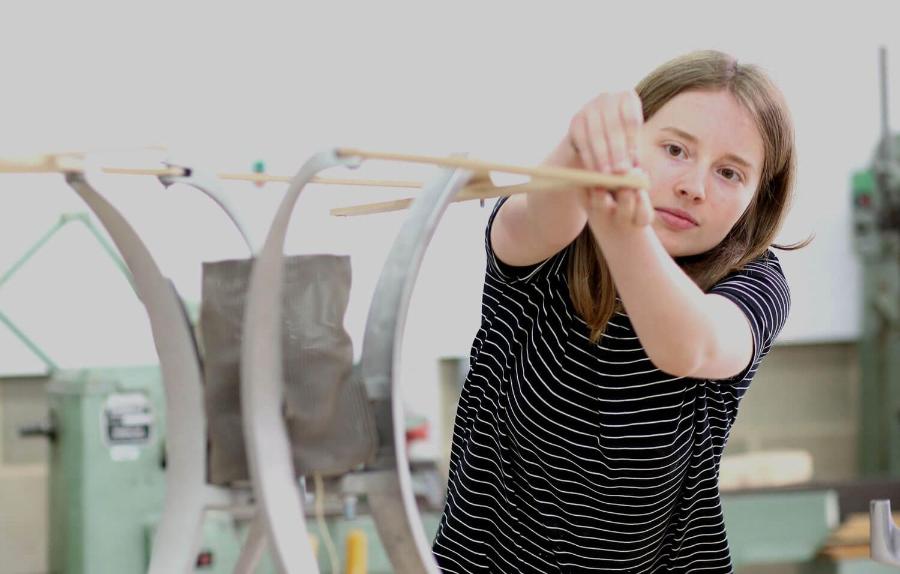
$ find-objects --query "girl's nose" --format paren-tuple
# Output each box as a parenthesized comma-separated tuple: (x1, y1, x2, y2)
(676, 169, 706, 201)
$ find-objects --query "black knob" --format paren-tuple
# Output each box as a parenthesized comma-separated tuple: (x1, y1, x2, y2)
(19, 422, 56, 441)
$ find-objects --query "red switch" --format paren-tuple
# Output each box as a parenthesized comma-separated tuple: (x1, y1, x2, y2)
(196, 550, 214, 568)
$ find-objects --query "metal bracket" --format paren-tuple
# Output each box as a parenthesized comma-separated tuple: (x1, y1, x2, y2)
(158, 162, 258, 254)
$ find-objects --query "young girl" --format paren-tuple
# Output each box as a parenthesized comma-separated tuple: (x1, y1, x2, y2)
(432, 50, 806, 573)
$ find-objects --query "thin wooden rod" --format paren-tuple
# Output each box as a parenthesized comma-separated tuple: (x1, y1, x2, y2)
(107, 168, 423, 188)
(108, 169, 423, 187)
(1, 149, 649, 191)
(0, 156, 424, 188)
(220, 173, 422, 188)
(104, 167, 185, 177)
(336, 147, 649, 189)
(0, 156, 82, 174)
(331, 178, 575, 217)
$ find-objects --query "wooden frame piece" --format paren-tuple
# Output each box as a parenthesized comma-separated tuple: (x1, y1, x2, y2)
(330, 147, 649, 216)
(1, 147, 650, 218)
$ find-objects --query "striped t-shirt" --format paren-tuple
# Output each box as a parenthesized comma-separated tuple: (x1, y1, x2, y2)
(432, 198, 791, 573)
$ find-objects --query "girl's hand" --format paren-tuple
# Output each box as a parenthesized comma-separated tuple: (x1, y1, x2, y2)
(565, 90, 654, 235)
(568, 90, 643, 175)
(585, 187, 655, 240)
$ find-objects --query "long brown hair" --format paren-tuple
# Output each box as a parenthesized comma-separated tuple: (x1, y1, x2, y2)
(569, 50, 812, 343)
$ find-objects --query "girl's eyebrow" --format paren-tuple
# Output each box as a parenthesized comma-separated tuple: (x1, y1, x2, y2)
(660, 126, 756, 174)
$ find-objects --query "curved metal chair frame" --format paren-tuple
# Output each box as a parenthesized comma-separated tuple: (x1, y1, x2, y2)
(242, 148, 473, 573)
(64, 149, 475, 573)
(65, 163, 260, 573)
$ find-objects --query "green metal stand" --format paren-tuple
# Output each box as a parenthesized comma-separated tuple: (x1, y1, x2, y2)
(44, 366, 260, 574)
(854, 164, 900, 476)
(46, 367, 166, 573)
(0, 212, 133, 375)
(852, 47, 900, 478)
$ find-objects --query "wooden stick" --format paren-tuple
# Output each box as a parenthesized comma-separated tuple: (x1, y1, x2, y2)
(333, 197, 417, 216)
(0, 157, 425, 188)
(0, 146, 168, 174)
(0, 156, 82, 174)
(336, 147, 649, 189)
(103, 167, 185, 177)
(331, 178, 575, 217)
(1, 149, 650, 207)
(220, 173, 422, 188)
(108, 168, 423, 188)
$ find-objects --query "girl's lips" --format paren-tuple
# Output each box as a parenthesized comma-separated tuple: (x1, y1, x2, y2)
(655, 208, 698, 230)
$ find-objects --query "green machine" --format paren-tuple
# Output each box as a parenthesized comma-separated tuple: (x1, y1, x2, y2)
(3, 214, 253, 573)
(35, 363, 440, 573)
(33, 367, 250, 573)
(852, 47, 900, 478)
(43, 366, 168, 572)
(37, 363, 442, 573)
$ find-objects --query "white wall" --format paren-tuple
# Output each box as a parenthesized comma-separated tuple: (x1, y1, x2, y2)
(2, 1, 899, 453)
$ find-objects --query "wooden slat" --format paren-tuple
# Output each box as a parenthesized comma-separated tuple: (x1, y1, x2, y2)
(331, 178, 583, 217)
(336, 147, 649, 189)
(816, 511, 900, 561)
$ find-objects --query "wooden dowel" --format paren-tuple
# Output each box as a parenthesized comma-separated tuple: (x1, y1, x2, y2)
(309, 177, 422, 188)
(103, 167, 186, 177)
(336, 147, 649, 189)
(220, 173, 422, 188)
(1, 148, 650, 196)
(108, 168, 424, 188)
(331, 178, 574, 217)
(218, 172, 294, 183)
(0, 157, 425, 188)
(0, 156, 81, 174)
(333, 197, 417, 216)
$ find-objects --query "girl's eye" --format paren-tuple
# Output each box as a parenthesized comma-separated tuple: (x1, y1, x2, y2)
(720, 167, 743, 183)
(665, 144, 685, 158)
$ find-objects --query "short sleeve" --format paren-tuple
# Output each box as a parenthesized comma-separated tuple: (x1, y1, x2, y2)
(484, 196, 569, 285)
(707, 249, 791, 383)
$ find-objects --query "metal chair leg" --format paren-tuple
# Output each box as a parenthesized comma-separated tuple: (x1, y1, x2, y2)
(241, 149, 360, 573)
(359, 164, 474, 574)
(65, 168, 208, 574)
(233, 512, 268, 574)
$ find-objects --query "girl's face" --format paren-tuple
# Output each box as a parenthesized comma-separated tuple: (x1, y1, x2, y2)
(638, 89, 765, 257)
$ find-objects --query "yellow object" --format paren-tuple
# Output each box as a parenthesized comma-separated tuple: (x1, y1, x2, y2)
(345, 528, 368, 574)
(309, 533, 319, 559)
(314, 474, 340, 574)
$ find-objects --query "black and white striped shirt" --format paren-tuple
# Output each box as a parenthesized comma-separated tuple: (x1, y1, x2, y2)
(432, 198, 791, 573)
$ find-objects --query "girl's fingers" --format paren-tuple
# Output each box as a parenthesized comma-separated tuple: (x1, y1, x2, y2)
(589, 187, 615, 212)
(572, 91, 644, 176)
(617, 189, 636, 223)
(633, 189, 654, 226)
(588, 187, 604, 210)
(569, 115, 592, 172)
(585, 106, 609, 173)
(620, 90, 644, 168)
(602, 189, 616, 211)
(589, 188, 654, 229)
(602, 94, 630, 173)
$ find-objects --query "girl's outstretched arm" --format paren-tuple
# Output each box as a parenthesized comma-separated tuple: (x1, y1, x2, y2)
(587, 190, 754, 380)
(490, 137, 588, 267)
